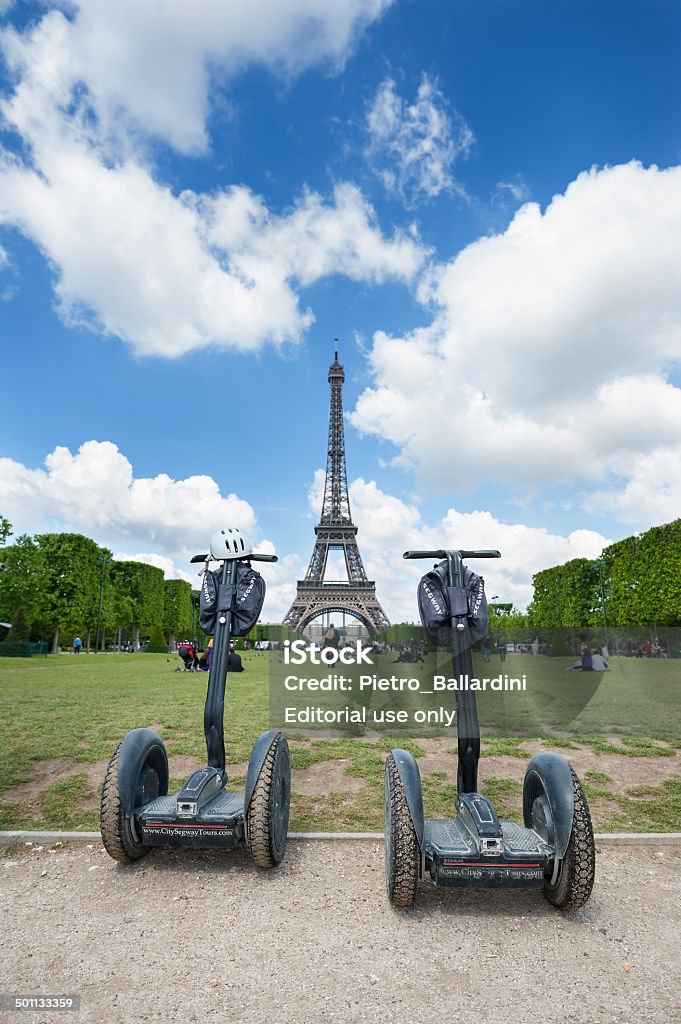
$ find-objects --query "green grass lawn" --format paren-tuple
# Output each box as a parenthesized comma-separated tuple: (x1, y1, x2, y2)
(0, 652, 679, 833)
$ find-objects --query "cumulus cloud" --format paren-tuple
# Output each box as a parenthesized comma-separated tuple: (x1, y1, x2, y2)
(585, 447, 681, 532)
(351, 482, 609, 618)
(351, 162, 681, 510)
(199, 182, 425, 289)
(0, 442, 611, 620)
(113, 551, 190, 582)
(1, 1, 394, 155)
(365, 74, 474, 204)
(305, 473, 609, 619)
(0, 145, 425, 355)
(0, 439, 314, 620)
(0, 440, 257, 568)
(0, 1, 424, 356)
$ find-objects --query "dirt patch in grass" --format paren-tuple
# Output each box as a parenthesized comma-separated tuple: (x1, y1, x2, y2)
(292, 760, 364, 797)
(518, 740, 680, 790)
(405, 740, 680, 791)
(5, 741, 680, 805)
(1, 737, 679, 832)
(167, 754, 203, 779)
(1, 754, 229, 815)
(2, 758, 105, 806)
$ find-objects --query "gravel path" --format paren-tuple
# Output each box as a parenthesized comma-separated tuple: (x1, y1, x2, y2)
(1, 840, 680, 1024)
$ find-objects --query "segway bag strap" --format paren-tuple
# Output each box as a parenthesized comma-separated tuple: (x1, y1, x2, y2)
(447, 587, 469, 617)
(417, 561, 488, 643)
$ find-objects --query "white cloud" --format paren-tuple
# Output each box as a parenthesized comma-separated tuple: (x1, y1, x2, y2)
(492, 178, 531, 206)
(201, 182, 426, 288)
(1, 1, 394, 155)
(0, 141, 425, 359)
(0, 142, 425, 355)
(350, 481, 608, 618)
(365, 74, 474, 204)
(585, 447, 681, 532)
(113, 550, 189, 582)
(0, 440, 257, 568)
(259, 551, 307, 623)
(304, 474, 609, 619)
(0, 443, 611, 620)
(0, 1, 423, 357)
(351, 162, 681, 508)
(0, 439, 309, 620)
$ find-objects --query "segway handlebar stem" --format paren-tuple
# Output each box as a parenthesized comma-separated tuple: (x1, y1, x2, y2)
(403, 549, 501, 560)
(403, 547, 501, 796)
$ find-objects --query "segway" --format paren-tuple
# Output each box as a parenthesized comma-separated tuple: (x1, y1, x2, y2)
(101, 528, 290, 869)
(384, 548, 595, 910)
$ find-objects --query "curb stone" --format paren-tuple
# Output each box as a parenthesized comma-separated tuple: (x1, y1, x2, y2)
(2, 829, 681, 845)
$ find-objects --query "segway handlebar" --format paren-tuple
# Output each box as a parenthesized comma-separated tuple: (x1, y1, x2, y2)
(403, 549, 501, 560)
(190, 552, 279, 564)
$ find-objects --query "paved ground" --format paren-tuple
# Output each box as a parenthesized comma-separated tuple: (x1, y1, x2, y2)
(1, 840, 680, 1024)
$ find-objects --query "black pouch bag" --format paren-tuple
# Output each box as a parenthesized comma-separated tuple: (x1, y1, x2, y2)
(417, 560, 488, 644)
(199, 562, 266, 637)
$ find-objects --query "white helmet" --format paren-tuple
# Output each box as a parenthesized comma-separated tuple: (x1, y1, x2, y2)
(209, 527, 253, 561)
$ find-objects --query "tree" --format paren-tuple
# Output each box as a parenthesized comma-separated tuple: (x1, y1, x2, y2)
(530, 559, 598, 629)
(0, 516, 11, 545)
(110, 561, 164, 650)
(0, 603, 32, 656)
(603, 520, 681, 628)
(34, 534, 110, 653)
(387, 622, 421, 646)
(163, 578, 193, 648)
(9, 604, 29, 643)
(530, 517, 681, 636)
(0, 535, 43, 632)
(145, 622, 168, 653)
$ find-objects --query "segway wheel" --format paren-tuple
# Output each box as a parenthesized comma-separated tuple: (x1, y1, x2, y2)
(246, 733, 290, 869)
(542, 767, 595, 911)
(100, 734, 168, 863)
(384, 753, 419, 908)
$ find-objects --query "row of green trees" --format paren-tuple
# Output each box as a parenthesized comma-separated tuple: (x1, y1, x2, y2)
(529, 519, 681, 629)
(0, 527, 198, 653)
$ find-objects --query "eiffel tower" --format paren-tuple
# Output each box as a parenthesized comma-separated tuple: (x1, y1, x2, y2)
(283, 348, 390, 636)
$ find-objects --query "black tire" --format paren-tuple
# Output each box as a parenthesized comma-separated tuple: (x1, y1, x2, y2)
(541, 766, 595, 911)
(246, 734, 290, 869)
(100, 734, 168, 863)
(384, 753, 420, 908)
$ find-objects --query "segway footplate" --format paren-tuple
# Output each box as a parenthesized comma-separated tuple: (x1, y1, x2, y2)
(137, 790, 245, 849)
(424, 818, 549, 888)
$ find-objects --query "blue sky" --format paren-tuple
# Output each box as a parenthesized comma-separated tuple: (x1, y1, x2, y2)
(1, 0, 680, 622)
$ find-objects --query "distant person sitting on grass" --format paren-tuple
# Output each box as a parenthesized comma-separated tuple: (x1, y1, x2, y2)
(198, 638, 213, 671)
(567, 644, 608, 671)
(228, 648, 244, 672)
(198, 639, 244, 673)
(590, 649, 609, 671)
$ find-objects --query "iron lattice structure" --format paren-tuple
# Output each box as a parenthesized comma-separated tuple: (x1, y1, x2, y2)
(283, 350, 390, 636)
